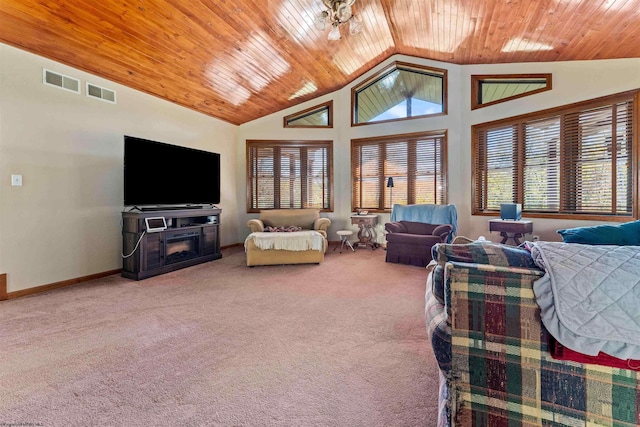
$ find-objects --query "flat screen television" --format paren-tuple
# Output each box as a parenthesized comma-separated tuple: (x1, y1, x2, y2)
(124, 136, 221, 207)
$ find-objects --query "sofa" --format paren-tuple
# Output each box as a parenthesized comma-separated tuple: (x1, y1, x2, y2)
(385, 221, 452, 266)
(425, 241, 640, 427)
(390, 203, 458, 241)
(245, 209, 331, 266)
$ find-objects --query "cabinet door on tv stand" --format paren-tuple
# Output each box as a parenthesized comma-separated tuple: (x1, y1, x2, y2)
(202, 226, 219, 256)
(143, 232, 164, 270)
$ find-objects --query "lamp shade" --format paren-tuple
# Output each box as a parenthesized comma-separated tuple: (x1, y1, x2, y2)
(387, 177, 394, 188)
(328, 25, 341, 40)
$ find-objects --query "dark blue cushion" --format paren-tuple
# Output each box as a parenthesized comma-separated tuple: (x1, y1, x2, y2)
(557, 220, 640, 245)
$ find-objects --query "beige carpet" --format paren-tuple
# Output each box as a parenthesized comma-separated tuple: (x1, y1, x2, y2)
(0, 246, 439, 426)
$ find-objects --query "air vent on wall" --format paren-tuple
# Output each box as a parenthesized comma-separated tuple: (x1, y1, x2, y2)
(86, 83, 116, 104)
(43, 69, 80, 94)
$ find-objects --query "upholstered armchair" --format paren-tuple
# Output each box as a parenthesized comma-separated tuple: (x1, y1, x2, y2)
(385, 221, 453, 267)
(384, 204, 458, 267)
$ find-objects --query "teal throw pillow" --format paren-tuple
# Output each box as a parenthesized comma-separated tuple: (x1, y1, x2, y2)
(557, 220, 640, 245)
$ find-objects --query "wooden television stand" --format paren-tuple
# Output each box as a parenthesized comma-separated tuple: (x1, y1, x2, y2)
(122, 207, 221, 280)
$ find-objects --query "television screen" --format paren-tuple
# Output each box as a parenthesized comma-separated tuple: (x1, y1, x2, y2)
(124, 136, 221, 207)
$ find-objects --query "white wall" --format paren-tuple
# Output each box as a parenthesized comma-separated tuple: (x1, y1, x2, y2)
(239, 55, 640, 245)
(0, 44, 238, 293)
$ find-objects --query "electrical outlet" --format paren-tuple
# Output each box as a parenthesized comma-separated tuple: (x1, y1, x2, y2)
(11, 174, 22, 186)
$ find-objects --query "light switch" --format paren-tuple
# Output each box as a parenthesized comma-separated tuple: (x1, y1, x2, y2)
(11, 174, 22, 186)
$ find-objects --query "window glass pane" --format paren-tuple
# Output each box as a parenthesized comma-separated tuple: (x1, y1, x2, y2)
(287, 109, 328, 127)
(284, 101, 332, 128)
(307, 147, 329, 209)
(353, 63, 446, 125)
(385, 142, 408, 206)
(253, 147, 275, 209)
(415, 138, 443, 204)
(472, 74, 552, 109)
(354, 144, 381, 209)
(564, 105, 619, 213)
(279, 147, 301, 208)
(524, 117, 560, 211)
(481, 80, 547, 104)
(485, 126, 517, 210)
(616, 103, 632, 213)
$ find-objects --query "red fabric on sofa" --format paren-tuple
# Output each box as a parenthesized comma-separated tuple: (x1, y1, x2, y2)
(549, 335, 640, 371)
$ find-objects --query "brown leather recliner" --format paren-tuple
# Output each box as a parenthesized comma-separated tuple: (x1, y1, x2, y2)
(385, 221, 453, 267)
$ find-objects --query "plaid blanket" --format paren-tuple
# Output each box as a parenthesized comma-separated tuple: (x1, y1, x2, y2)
(446, 261, 640, 426)
(425, 271, 452, 427)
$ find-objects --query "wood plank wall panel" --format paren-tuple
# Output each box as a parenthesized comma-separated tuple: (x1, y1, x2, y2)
(1, 0, 640, 124)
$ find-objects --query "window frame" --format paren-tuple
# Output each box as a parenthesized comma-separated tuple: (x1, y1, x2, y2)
(471, 73, 552, 110)
(472, 90, 639, 221)
(283, 100, 333, 128)
(246, 139, 334, 213)
(351, 130, 448, 213)
(351, 61, 448, 127)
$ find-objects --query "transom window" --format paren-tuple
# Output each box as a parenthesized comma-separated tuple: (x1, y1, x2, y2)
(352, 131, 447, 212)
(352, 62, 447, 126)
(473, 90, 638, 220)
(283, 101, 333, 128)
(471, 74, 552, 110)
(247, 140, 333, 212)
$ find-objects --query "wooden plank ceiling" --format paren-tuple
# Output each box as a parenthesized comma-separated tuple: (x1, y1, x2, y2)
(1, 0, 640, 125)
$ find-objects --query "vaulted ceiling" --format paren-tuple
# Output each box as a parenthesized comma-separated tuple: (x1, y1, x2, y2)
(1, 0, 640, 125)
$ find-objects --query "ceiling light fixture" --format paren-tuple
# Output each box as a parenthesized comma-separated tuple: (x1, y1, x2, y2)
(314, 0, 363, 41)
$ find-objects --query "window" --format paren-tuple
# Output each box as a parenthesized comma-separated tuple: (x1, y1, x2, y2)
(247, 140, 333, 212)
(473, 90, 638, 220)
(283, 101, 332, 128)
(352, 131, 447, 212)
(471, 74, 552, 110)
(352, 62, 447, 126)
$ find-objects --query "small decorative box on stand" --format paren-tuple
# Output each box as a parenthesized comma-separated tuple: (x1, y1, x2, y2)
(489, 219, 533, 246)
